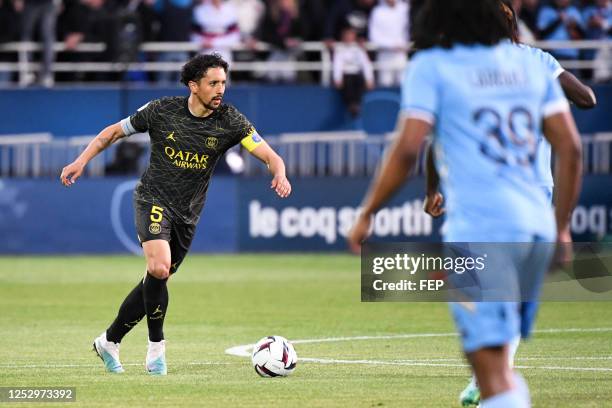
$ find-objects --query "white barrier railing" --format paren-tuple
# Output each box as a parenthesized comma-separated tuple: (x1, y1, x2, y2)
(0, 131, 610, 178)
(0, 40, 609, 86)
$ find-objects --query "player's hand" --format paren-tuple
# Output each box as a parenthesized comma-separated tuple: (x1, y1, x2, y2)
(60, 161, 85, 187)
(271, 175, 291, 198)
(423, 192, 445, 218)
(554, 225, 574, 269)
(348, 212, 372, 254)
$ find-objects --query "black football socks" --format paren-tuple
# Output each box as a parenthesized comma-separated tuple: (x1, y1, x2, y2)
(143, 272, 169, 342)
(106, 278, 146, 343)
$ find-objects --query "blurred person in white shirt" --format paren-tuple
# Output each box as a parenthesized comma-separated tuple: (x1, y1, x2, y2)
(368, 0, 409, 87)
(333, 25, 374, 117)
(192, 0, 241, 64)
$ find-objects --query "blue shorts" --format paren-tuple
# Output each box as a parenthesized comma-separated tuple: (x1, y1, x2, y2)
(447, 234, 554, 354)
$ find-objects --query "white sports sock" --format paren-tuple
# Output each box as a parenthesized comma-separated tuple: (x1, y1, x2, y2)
(100, 332, 118, 348)
(147, 340, 165, 361)
(468, 375, 478, 388)
(508, 336, 521, 367)
(480, 373, 530, 408)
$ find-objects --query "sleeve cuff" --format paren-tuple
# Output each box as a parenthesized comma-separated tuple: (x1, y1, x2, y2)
(543, 99, 570, 118)
(402, 108, 436, 125)
(552, 67, 565, 79)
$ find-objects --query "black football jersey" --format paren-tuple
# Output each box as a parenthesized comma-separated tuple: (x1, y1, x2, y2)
(126, 96, 254, 224)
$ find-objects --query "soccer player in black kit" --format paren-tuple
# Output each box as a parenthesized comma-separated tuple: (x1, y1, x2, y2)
(60, 54, 292, 375)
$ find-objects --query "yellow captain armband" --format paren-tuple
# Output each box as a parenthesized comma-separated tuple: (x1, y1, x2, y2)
(240, 127, 264, 152)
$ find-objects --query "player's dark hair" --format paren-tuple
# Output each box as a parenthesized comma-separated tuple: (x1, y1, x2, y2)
(180, 53, 229, 86)
(500, 0, 520, 43)
(413, 0, 510, 49)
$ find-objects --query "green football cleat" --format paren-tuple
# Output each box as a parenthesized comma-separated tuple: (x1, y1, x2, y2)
(93, 333, 124, 373)
(459, 378, 481, 406)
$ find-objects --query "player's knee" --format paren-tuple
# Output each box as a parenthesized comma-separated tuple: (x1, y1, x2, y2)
(148, 261, 171, 280)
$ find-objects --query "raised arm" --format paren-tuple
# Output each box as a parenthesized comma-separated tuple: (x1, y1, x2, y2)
(60, 122, 126, 186)
(248, 141, 292, 198)
(558, 71, 597, 109)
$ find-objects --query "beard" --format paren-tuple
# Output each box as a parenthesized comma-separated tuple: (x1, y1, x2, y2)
(197, 94, 222, 111)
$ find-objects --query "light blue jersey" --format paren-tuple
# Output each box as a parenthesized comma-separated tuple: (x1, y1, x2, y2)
(402, 42, 568, 242)
(518, 44, 565, 188)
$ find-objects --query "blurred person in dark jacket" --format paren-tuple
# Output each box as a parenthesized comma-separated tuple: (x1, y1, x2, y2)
(154, 0, 194, 83)
(324, 0, 375, 46)
(61, 0, 142, 81)
(256, 0, 303, 82)
(16, 0, 60, 87)
(0, 0, 21, 84)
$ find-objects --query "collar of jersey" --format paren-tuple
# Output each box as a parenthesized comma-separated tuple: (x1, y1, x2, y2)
(184, 96, 219, 120)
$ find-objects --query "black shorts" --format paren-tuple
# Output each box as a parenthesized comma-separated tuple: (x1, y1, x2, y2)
(134, 199, 196, 274)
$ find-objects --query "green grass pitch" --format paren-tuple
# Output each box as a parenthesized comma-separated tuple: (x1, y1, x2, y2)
(1, 254, 611, 407)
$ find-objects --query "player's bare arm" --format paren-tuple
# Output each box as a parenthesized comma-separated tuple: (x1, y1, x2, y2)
(543, 110, 583, 243)
(60, 122, 126, 186)
(249, 142, 292, 198)
(348, 118, 431, 252)
(423, 144, 444, 218)
(559, 71, 597, 110)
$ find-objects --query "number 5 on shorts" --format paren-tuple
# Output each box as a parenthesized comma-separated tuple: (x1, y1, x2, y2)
(150, 206, 164, 222)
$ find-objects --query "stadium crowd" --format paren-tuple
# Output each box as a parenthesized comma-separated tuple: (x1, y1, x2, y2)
(0, 0, 610, 86)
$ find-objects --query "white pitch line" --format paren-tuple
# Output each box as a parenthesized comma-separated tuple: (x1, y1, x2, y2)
(514, 365, 612, 372)
(225, 327, 612, 373)
(389, 356, 612, 363)
(0, 361, 238, 369)
(292, 332, 458, 344)
(224, 332, 458, 358)
(300, 358, 612, 372)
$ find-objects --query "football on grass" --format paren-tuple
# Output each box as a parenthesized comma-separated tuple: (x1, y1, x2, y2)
(251, 335, 297, 377)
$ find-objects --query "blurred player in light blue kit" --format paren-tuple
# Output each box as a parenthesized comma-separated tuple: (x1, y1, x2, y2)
(422, 1, 596, 405)
(348, 0, 583, 406)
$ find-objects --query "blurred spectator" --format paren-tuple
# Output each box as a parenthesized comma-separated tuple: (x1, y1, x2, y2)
(298, 0, 327, 41)
(18, 0, 60, 87)
(227, 0, 264, 81)
(583, 0, 611, 40)
(368, 0, 409, 87)
(518, 0, 540, 36)
(409, 0, 424, 40)
(154, 0, 194, 84)
(58, 0, 127, 81)
(228, 0, 264, 40)
(537, 0, 584, 60)
(513, 0, 537, 43)
(60, 0, 142, 81)
(192, 0, 241, 65)
(333, 26, 374, 117)
(256, 0, 303, 82)
(583, 0, 612, 81)
(0, 0, 21, 84)
(324, 0, 375, 44)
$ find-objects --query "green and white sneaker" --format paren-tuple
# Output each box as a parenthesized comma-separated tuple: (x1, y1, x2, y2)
(146, 340, 167, 375)
(459, 377, 481, 406)
(93, 332, 124, 373)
